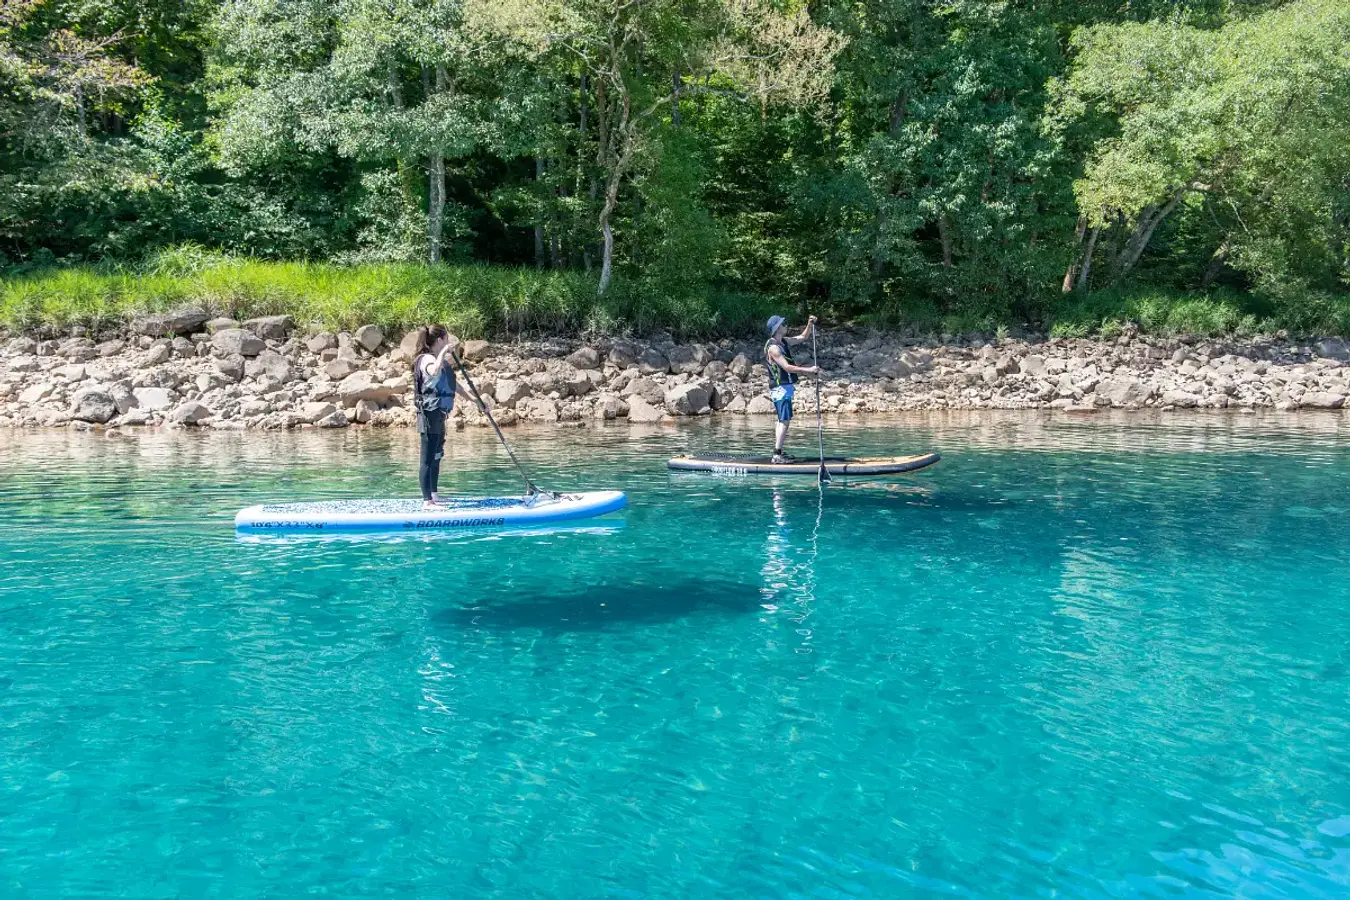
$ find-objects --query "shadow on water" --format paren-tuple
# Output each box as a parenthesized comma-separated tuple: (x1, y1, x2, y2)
(435, 577, 765, 632)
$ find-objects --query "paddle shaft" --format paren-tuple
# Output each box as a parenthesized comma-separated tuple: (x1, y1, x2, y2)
(448, 349, 543, 496)
(811, 325, 830, 483)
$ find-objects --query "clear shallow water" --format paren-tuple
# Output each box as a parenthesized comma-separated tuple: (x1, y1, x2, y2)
(3, 412, 1350, 898)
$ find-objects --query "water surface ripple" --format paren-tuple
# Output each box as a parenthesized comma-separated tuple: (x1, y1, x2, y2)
(2, 412, 1349, 897)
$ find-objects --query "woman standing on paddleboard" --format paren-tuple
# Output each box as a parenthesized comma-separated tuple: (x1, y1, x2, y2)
(764, 314, 820, 463)
(413, 325, 482, 507)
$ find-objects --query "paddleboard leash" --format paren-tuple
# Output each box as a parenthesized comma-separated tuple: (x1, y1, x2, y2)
(450, 349, 554, 499)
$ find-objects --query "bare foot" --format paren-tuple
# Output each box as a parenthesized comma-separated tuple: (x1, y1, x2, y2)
(422, 499, 444, 509)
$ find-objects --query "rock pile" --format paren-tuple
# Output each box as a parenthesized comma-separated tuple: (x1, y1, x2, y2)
(0, 313, 1347, 430)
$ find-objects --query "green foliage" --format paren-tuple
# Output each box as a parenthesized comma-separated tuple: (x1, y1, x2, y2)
(0, 0, 1347, 336)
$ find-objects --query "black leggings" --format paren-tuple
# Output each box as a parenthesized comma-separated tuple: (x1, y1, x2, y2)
(419, 428, 446, 500)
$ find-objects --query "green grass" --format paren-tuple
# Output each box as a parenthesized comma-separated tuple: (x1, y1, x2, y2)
(0, 251, 777, 339)
(3, 250, 1347, 340)
(1045, 285, 1350, 339)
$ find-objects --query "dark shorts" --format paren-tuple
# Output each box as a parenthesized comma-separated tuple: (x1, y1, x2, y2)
(770, 385, 795, 423)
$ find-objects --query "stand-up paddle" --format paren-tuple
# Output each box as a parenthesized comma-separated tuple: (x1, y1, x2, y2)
(811, 323, 830, 484)
(448, 348, 550, 500)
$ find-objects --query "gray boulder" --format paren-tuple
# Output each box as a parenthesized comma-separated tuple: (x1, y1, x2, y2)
(608, 340, 641, 368)
(336, 371, 395, 406)
(316, 410, 349, 428)
(245, 349, 291, 382)
(353, 399, 380, 424)
(133, 308, 210, 337)
(169, 401, 211, 425)
(133, 386, 176, 410)
(70, 388, 117, 424)
(853, 350, 911, 379)
(704, 360, 729, 381)
(108, 383, 137, 415)
(665, 381, 712, 416)
(212, 329, 264, 358)
(323, 358, 361, 381)
(638, 347, 670, 375)
(1314, 338, 1350, 361)
(205, 317, 238, 334)
(620, 377, 665, 405)
(519, 397, 559, 422)
(462, 339, 491, 361)
(144, 343, 171, 366)
(18, 382, 54, 404)
(1301, 391, 1345, 410)
(354, 324, 384, 352)
(667, 345, 711, 375)
(746, 395, 776, 415)
(1160, 389, 1200, 408)
(494, 379, 531, 407)
(592, 395, 628, 420)
(215, 355, 246, 382)
(307, 332, 338, 353)
(561, 367, 593, 397)
(567, 346, 600, 370)
(626, 396, 664, 423)
(242, 315, 294, 341)
(1019, 355, 1046, 376)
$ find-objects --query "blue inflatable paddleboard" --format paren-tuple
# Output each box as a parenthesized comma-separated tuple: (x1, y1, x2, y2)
(235, 490, 626, 533)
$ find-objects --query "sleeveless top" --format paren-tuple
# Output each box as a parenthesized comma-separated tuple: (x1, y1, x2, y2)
(414, 353, 456, 431)
(764, 338, 797, 387)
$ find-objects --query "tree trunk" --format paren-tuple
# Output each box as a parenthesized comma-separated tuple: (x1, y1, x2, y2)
(869, 93, 909, 290)
(1201, 239, 1232, 289)
(1063, 217, 1087, 292)
(579, 75, 589, 138)
(75, 85, 86, 139)
(597, 99, 635, 297)
(534, 158, 546, 269)
(1075, 225, 1101, 293)
(672, 71, 682, 126)
(599, 218, 616, 295)
(1117, 188, 1186, 281)
(426, 66, 450, 264)
(428, 152, 445, 264)
(937, 213, 953, 268)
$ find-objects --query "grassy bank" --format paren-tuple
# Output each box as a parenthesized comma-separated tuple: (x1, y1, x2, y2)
(0, 251, 775, 339)
(2, 251, 1348, 340)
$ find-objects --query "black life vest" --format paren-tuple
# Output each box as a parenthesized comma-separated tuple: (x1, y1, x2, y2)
(414, 355, 456, 417)
(764, 338, 797, 387)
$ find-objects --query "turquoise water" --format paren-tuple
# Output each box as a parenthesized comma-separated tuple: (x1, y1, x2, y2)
(3, 412, 1350, 897)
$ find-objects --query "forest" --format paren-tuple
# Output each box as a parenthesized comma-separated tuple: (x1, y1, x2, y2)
(1, 0, 1348, 337)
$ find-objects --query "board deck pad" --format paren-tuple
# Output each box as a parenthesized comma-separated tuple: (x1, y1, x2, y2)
(667, 453, 940, 476)
(235, 490, 626, 532)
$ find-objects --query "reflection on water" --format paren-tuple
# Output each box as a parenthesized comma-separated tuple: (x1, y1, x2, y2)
(1, 412, 1349, 898)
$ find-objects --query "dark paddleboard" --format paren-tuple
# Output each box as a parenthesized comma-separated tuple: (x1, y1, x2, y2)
(667, 453, 940, 476)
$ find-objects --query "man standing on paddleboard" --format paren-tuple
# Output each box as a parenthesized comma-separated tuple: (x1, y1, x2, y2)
(764, 314, 820, 463)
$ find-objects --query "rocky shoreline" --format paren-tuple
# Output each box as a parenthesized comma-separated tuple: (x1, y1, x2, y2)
(1, 310, 1348, 431)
